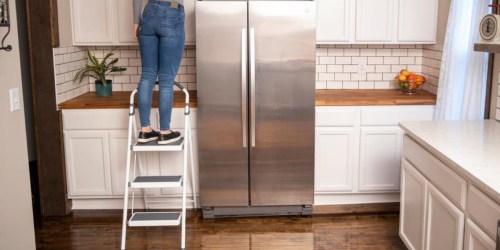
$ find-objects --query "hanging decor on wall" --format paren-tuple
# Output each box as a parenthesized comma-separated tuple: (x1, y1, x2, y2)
(0, 0, 12, 51)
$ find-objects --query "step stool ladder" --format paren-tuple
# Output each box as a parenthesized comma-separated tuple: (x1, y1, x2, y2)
(120, 82, 196, 250)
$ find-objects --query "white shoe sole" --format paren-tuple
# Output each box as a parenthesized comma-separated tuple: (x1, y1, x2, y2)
(157, 135, 181, 145)
(137, 137, 158, 143)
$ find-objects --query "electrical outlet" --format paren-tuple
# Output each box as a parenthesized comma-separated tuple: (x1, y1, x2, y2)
(9, 88, 20, 112)
(358, 62, 367, 74)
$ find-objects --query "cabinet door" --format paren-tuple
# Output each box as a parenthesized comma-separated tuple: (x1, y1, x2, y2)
(64, 131, 112, 196)
(400, 160, 427, 250)
(425, 184, 465, 250)
(315, 127, 358, 192)
(398, 0, 438, 43)
(464, 219, 496, 250)
(359, 127, 402, 191)
(355, 0, 395, 42)
(158, 129, 198, 198)
(116, 0, 141, 44)
(184, 0, 196, 44)
(316, 0, 351, 43)
(109, 131, 130, 196)
(71, 0, 114, 44)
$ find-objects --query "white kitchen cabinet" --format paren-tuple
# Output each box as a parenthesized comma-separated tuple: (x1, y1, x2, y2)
(315, 127, 357, 192)
(71, 0, 114, 44)
(425, 183, 465, 250)
(315, 105, 434, 205)
(398, 0, 438, 43)
(109, 131, 130, 196)
(116, 0, 138, 44)
(399, 135, 500, 250)
(316, 0, 352, 43)
(359, 127, 402, 191)
(400, 160, 427, 250)
(184, 0, 196, 45)
(70, 0, 195, 45)
(355, 0, 395, 42)
(62, 108, 198, 209)
(464, 219, 497, 250)
(316, 0, 438, 44)
(64, 131, 112, 196)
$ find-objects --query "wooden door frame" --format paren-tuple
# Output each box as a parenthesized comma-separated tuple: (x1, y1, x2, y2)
(26, 0, 71, 216)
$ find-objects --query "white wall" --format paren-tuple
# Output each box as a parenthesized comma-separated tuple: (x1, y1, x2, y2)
(0, 0, 36, 249)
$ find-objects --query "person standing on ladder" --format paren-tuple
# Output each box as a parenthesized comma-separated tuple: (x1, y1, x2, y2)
(133, 0, 185, 144)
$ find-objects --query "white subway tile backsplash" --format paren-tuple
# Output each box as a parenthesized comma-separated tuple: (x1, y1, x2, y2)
(367, 73, 383, 81)
(360, 49, 376, 56)
(344, 49, 360, 56)
(327, 65, 343, 72)
(368, 57, 383, 65)
(383, 57, 399, 65)
(392, 49, 408, 56)
(343, 65, 359, 73)
(54, 44, 436, 103)
(327, 81, 342, 89)
(376, 49, 392, 56)
(316, 65, 327, 73)
(359, 81, 375, 89)
(343, 81, 359, 89)
(335, 73, 351, 81)
(400, 57, 415, 64)
(352, 57, 368, 64)
(319, 57, 336, 65)
(316, 48, 328, 56)
(376, 65, 391, 73)
(319, 73, 335, 81)
(336, 57, 352, 65)
(316, 81, 327, 89)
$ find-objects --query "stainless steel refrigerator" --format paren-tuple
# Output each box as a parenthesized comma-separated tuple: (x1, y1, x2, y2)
(196, 0, 316, 218)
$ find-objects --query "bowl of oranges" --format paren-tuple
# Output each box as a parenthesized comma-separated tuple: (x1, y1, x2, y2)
(394, 69, 426, 94)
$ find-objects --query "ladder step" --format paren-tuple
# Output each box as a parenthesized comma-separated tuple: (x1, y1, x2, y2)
(133, 137, 184, 152)
(130, 176, 182, 188)
(128, 212, 181, 227)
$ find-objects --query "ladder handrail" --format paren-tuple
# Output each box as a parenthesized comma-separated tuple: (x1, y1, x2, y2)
(128, 81, 190, 114)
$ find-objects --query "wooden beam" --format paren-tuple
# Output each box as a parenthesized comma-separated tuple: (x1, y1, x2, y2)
(26, 0, 70, 216)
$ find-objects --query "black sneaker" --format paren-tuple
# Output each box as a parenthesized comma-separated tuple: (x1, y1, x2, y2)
(158, 130, 181, 144)
(138, 130, 159, 143)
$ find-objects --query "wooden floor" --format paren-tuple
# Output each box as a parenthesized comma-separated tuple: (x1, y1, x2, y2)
(35, 210, 406, 250)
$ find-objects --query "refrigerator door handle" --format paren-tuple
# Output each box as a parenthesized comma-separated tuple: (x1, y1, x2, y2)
(250, 28, 256, 148)
(241, 28, 248, 148)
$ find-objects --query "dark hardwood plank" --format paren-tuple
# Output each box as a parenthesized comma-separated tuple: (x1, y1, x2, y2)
(26, 0, 70, 216)
(35, 210, 406, 249)
(313, 203, 400, 215)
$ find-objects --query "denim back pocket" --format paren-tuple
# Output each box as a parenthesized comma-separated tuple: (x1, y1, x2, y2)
(160, 8, 184, 38)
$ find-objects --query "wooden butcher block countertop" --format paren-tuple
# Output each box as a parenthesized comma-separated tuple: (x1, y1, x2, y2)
(58, 89, 436, 109)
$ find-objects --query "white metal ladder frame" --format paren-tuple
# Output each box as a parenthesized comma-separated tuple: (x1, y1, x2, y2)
(120, 82, 196, 250)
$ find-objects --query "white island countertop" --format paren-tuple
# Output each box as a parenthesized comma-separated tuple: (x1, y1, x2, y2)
(399, 120, 500, 203)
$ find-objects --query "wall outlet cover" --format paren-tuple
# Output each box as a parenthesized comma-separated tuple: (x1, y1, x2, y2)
(9, 87, 20, 112)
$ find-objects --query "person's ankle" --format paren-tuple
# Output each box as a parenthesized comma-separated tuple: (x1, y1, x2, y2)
(141, 127, 152, 133)
(160, 130, 172, 135)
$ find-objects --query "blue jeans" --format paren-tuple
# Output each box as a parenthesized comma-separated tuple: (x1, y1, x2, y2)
(137, 1, 185, 131)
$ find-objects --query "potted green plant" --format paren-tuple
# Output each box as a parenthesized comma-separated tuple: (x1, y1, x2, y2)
(73, 50, 127, 96)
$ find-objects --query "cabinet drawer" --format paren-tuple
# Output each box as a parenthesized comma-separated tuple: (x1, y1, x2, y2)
(63, 109, 130, 130)
(361, 106, 434, 126)
(316, 108, 359, 127)
(467, 185, 500, 240)
(403, 135, 467, 209)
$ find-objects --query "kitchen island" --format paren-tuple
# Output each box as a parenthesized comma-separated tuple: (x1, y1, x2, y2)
(58, 89, 436, 212)
(399, 120, 500, 250)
